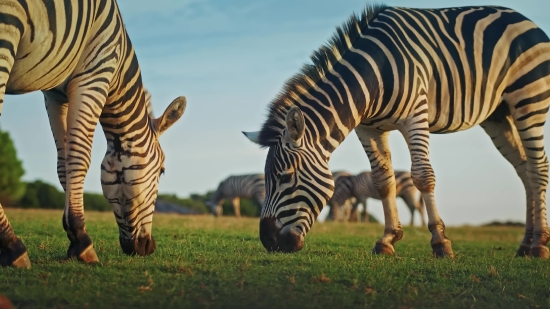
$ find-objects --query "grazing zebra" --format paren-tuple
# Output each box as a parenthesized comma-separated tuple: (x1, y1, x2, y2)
(325, 170, 353, 221)
(244, 4, 550, 258)
(207, 174, 266, 217)
(328, 171, 426, 227)
(0, 0, 186, 268)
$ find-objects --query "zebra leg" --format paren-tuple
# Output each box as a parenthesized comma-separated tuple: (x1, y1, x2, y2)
(510, 102, 550, 258)
(401, 193, 417, 227)
(401, 124, 453, 258)
(355, 127, 402, 255)
(418, 195, 426, 227)
(44, 90, 69, 190)
(480, 115, 534, 257)
(363, 200, 370, 223)
(62, 84, 110, 263)
(216, 202, 224, 217)
(0, 27, 30, 268)
(342, 200, 352, 222)
(349, 201, 359, 222)
(232, 197, 241, 218)
(0, 207, 31, 268)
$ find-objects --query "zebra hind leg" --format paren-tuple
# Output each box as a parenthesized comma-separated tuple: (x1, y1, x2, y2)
(510, 99, 550, 258)
(480, 112, 534, 257)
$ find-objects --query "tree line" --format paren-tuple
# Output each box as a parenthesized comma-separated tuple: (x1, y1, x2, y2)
(0, 129, 260, 216)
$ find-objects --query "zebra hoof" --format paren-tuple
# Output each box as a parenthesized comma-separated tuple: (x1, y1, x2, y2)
(515, 244, 531, 257)
(0, 237, 31, 269)
(431, 239, 454, 258)
(371, 242, 395, 255)
(66, 233, 99, 264)
(530, 246, 550, 259)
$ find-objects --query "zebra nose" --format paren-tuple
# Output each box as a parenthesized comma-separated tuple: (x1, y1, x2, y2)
(283, 227, 304, 253)
(259, 217, 280, 252)
(119, 236, 156, 256)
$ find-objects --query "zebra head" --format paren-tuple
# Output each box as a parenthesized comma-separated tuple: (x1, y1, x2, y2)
(100, 90, 186, 257)
(243, 106, 334, 253)
(206, 200, 223, 217)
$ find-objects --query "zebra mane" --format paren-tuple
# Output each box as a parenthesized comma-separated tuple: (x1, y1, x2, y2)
(256, 3, 388, 147)
(144, 88, 154, 119)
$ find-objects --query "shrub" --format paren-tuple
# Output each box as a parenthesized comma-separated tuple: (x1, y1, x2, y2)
(19, 180, 64, 209)
(0, 129, 25, 204)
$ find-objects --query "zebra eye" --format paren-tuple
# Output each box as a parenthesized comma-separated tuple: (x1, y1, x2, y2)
(280, 173, 293, 184)
(160, 168, 165, 176)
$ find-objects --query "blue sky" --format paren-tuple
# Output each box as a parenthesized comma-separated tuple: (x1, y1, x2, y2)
(2, 0, 549, 226)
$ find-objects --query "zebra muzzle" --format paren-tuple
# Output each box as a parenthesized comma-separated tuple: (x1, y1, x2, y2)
(119, 235, 156, 256)
(259, 217, 304, 253)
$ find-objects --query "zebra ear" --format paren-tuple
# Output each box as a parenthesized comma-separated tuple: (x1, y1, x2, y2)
(285, 106, 305, 144)
(154, 96, 187, 136)
(242, 131, 261, 144)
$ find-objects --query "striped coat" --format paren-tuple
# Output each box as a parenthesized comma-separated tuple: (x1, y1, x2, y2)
(328, 171, 426, 226)
(207, 174, 266, 217)
(0, 0, 186, 268)
(245, 4, 550, 258)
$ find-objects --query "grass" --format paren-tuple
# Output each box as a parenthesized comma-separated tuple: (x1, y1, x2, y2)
(0, 209, 549, 309)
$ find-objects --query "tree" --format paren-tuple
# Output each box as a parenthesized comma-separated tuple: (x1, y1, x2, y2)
(0, 129, 25, 205)
(19, 180, 64, 209)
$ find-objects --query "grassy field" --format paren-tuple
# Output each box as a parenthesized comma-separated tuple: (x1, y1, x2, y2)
(0, 209, 549, 309)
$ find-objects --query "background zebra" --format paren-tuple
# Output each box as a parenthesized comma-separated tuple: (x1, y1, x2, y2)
(328, 171, 426, 227)
(244, 4, 550, 258)
(0, 0, 186, 268)
(207, 174, 266, 217)
(325, 170, 353, 221)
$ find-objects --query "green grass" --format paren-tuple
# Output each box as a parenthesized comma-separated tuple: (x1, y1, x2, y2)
(0, 209, 549, 309)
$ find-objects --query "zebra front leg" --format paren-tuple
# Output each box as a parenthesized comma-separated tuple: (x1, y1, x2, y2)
(361, 200, 368, 223)
(402, 122, 453, 258)
(355, 127, 402, 255)
(232, 197, 241, 218)
(418, 195, 427, 227)
(401, 193, 418, 227)
(216, 202, 224, 217)
(0, 80, 29, 268)
(62, 85, 109, 263)
(0, 20, 30, 268)
(0, 206, 31, 268)
(349, 200, 360, 222)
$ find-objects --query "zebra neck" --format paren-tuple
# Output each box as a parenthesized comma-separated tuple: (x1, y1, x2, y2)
(295, 64, 378, 154)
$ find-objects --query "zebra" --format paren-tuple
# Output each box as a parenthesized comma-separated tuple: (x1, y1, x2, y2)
(207, 174, 266, 218)
(325, 170, 353, 221)
(243, 4, 550, 258)
(328, 171, 426, 227)
(0, 0, 186, 268)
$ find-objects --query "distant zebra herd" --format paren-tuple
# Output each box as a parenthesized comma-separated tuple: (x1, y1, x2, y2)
(1, 1, 550, 267)
(207, 171, 426, 226)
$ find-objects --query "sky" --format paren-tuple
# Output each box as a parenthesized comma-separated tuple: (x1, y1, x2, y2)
(1, 0, 549, 226)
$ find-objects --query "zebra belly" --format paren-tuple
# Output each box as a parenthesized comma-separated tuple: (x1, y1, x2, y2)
(7, 44, 80, 94)
(4, 2, 89, 94)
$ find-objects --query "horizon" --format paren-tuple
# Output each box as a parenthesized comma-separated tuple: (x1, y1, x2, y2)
(1, 0, 549, 226)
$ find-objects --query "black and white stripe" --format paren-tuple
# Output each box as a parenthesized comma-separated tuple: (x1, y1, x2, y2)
(244, 4, 550, 258)
(207, 174, 266, 217)
(328, 171, 426, 226)
(0, 0, 186, 268)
